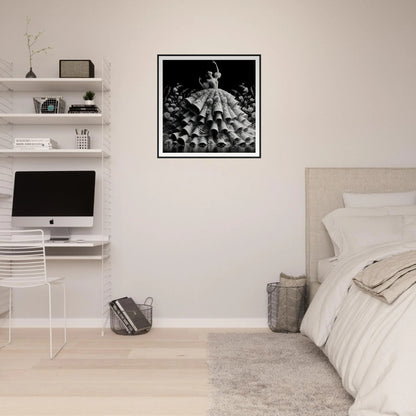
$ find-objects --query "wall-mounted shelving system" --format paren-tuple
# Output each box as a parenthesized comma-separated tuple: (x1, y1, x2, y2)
(0, 58, 112, 332)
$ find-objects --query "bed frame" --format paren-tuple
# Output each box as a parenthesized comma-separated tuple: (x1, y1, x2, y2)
(305, 167, 416, 301)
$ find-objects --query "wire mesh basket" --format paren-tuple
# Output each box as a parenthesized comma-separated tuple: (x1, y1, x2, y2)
(267, 274, 306, 333)
(110, 297, 153, 336)
(33, 96, 66, 114)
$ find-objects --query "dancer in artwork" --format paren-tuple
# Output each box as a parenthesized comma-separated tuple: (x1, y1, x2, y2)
(166, 61, 255, 153)
(199, 61, 221, 90)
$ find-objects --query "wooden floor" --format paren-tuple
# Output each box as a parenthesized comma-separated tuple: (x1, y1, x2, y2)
(0, 328, 263, 416)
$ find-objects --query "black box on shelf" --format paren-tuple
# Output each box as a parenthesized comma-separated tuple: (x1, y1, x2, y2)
(59, 60, 95, 78)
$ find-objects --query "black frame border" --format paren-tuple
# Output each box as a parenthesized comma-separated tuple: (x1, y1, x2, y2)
(157, 54, 261, 159)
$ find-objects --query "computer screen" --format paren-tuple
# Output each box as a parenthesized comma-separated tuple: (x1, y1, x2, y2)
(12, 170, 96, 228)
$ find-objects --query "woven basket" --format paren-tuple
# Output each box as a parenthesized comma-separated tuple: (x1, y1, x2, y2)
(267, 274, 306, 333)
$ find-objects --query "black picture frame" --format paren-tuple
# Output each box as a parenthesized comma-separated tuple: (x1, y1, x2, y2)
(157, 54, 261, 158)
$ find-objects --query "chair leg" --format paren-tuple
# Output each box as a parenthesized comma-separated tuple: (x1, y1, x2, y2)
(47, 282, 67, 360)
(0, 288, 12, 349)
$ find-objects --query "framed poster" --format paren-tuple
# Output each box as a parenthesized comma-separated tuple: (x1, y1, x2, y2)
(158, 54, 261, 158)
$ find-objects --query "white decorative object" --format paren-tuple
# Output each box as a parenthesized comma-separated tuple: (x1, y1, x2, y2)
(76, 134, 90, 149)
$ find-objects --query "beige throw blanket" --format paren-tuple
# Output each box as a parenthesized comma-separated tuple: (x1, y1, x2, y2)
(353, 250, 416, 303)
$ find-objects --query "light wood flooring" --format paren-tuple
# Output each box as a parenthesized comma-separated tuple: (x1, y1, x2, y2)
(0, 328, 264, 416)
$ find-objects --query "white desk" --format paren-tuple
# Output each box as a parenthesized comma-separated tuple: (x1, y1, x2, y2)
(44, 239, 109, 260)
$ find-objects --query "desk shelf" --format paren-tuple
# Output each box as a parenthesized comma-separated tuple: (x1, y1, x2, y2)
(44, 241, 109, 248)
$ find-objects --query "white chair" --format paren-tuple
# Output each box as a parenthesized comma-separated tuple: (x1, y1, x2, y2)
(0, 229, 66, 359)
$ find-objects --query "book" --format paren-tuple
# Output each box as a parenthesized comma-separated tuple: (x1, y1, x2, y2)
(114, 297, 151, 333)
(13, 138, 58, 150)
(68, 104, 100, 113)
(13, 148, 53, 151)
(14, 138, 57, 145)
(109, 299, 134, 334)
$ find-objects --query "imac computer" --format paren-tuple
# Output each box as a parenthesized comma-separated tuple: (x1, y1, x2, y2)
(12, 170, 96, 240)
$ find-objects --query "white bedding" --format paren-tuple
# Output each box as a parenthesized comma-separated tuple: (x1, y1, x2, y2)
(317, 256, 338, 282)
(301, 240, 416, 416)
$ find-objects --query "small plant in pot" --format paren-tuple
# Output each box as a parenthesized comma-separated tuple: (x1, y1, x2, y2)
(83, 91, 95, 105)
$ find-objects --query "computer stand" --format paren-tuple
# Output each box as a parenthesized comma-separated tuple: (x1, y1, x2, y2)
(49, 228, 71, 241)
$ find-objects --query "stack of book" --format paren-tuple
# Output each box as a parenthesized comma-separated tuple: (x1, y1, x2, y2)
(68, 104, 100, 113)
(109, 297, 151, 335)
(13, 138, 58, 151)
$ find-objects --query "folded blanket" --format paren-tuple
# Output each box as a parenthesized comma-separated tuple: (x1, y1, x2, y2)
(353, 250, 416, 303)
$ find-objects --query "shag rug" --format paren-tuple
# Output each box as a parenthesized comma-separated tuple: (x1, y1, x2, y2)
(208, 333, 353, 416)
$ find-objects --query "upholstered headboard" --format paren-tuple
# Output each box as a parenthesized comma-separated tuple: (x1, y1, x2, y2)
(305, 168, 416, 299)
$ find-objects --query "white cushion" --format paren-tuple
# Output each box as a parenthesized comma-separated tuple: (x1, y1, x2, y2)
(322, 206, 416, 256)
(343, 191, 416, 208)
(334, 216, 403, 256)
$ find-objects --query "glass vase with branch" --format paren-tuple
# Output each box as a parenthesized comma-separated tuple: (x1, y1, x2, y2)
(24, 16, 52, 78)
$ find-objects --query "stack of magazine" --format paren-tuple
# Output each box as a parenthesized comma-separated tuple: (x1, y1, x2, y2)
(14, 138, 57, 151)
(109, 297, 151, 335)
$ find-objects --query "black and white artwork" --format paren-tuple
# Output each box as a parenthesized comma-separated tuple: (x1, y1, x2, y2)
(158, 55, 261, 158)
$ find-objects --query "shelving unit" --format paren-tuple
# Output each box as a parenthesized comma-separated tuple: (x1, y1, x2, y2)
(0, 58, 112, 334)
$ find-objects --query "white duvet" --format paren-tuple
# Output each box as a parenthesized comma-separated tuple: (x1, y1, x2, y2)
(301, 240, 416, 416)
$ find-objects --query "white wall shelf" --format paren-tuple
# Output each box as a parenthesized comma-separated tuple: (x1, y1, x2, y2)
(0, 149, 109, 158)
(44, 241, 109, 248)
(46, 255, 106, 261)
(0, 114, 104, 125)
(0, 78, 108, 92)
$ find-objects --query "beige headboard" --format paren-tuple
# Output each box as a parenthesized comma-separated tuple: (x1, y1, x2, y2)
(306, 168, 416, 295)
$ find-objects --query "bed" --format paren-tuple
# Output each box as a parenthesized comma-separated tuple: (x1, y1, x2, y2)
(301, 167, 416, 416)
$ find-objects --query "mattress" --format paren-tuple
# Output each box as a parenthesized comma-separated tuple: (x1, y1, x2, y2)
(317, 256, 338, 283)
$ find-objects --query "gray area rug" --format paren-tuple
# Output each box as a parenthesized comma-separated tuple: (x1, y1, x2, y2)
(208, 333, 353, 416)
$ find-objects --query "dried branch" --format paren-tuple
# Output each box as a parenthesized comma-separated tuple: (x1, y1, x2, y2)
(24, 16, 52, 68)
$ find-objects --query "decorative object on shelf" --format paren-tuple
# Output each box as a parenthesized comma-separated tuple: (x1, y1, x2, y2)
(83, 90, 95, 105)
(33, 96, 66, 113)
(75, 129, 90, 149)
(59, 60, 95, 78)
(23, 16, 52, 78)
(157, 54, 261, 158)
(13, 137, 57, 151)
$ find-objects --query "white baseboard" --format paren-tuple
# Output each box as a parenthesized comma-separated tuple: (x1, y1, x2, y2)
(0, 318, 268, 329)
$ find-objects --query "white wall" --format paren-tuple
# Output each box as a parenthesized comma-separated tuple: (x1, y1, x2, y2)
(1, 0, 416, 324)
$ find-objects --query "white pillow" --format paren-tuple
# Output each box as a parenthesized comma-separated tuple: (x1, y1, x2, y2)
(333, 216, 403, 256)
(343, 191, 416, 208)
(322, 206, 416, 256)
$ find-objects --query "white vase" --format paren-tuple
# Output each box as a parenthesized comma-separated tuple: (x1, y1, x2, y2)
(84, 100, 94, 105)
